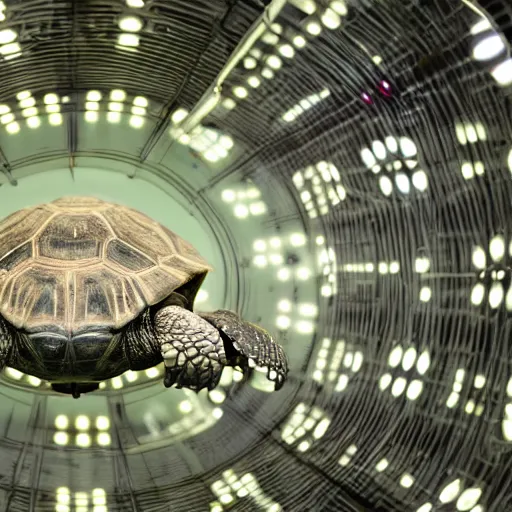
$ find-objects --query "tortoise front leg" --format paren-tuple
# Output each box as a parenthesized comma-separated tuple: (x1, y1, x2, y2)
(153, 306, 229, 392)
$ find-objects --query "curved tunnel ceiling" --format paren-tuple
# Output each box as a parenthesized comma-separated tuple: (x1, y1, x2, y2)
(0, 0, 510, 511)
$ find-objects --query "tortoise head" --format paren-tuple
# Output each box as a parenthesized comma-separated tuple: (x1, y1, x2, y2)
(51, 382, 100, 399)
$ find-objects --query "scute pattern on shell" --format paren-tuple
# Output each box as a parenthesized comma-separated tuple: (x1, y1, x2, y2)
(0, 197, 212, 333)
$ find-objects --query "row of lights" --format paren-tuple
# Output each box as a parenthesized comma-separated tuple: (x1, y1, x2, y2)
(293, 160, 346, 219)
(276, 299, 317, 333)
(316, 236, 338, 297)
(0, 19, 22, 60)
(360, 136, 428, 196)
(84, 89, 147, 128)
(4, 366, 45, 386)
(379, 344, 430, 401)
(0, 91, 65, 134)
(313, 337, 341, 383)
(446, 368, 485, 416)
(455, 122, 487, 146)
(281, 88, 330, 123)
(55, 487, 107, 512)
(221, 186, 267, 218)
(471, 236, 512, 310)
(210, 470, 282, 512)
(281, 402, 331, 452)
(224, 1, 347, 108)
(53, 414, 111, 448)
(170, 110, 235, 162)
(0, 88, 154, 136)
(103, 365, 161, 390)
(407, 477, 483, 512)
(502, 378, 512, 441)
(373, 457, 484, 512)
(116, 11, 144, 51)
(251, 231, 307, 270)
(470, 18, 512, 87)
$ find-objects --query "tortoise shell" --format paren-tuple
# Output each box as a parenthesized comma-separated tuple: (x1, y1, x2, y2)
(0, 196, 212, 334)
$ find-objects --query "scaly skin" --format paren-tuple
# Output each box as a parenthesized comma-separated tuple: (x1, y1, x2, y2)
(155, 306, 229, 392)
(153, 306, 288, 392)
(198, 309, 288, 390)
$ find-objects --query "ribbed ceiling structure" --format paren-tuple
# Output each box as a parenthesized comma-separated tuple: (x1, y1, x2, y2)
(0, 0, 510, 511)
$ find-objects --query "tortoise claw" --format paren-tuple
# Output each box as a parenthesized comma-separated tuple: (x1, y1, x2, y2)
(198, 310, 289, 391)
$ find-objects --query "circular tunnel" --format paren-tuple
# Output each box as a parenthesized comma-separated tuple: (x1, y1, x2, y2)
(0, 0, 509, 511)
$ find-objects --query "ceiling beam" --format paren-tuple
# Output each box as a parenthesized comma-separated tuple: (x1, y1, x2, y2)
(66, 0, 78, 178)
(0, 145, 17, 186)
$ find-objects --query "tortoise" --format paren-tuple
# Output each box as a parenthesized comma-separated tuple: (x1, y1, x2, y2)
(0, 196, 288, 398)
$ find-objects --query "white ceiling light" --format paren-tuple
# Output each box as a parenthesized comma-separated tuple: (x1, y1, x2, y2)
(278, 44, 295, 59)
(379, 176, 393, 196)
(412, 170, 428, 191)
(132, 106, 147, 116)
(247, 75, 261, 89)
(0, 43, 20, 57)
(117, 33, 139, 47)
(262, 31, 280, 45)
(222, 189, 236, 203)
(54, 415, 69, 429)
(129, 115, 144, 128)
(96, 416, 110, 430)
(306, 21, 322, 36)
(233, 86, 248, 99)
(0, 113, 13, 124)
(243, 56, 257, 69)
(439, 479, 461, 503)
(53, 432, 69, 445)
(290, 233, 307, 246)
(110, 89, 126, 101)
(49, 113, 63, 125)
(321, 8, 341, 29)
(108, 102, 123, 112)
(16, 90, 31, 100)
(277, 268, 290, 281)
(330, 0, 348, 16)
(289, 0, 316, 14)
(26, 116, 41, 128)
(372, 140, 387, 160)
(234, 204, 249, 218)
(399, 137, 417, 157)
(171, 108, 188, 124)
(472, 34, 505, 61)
(86, 90, 102, 101)
(44, 93, 59, 105)
(133, 96, 148, 107)
(267, 55, 282, 70)
(276, 315, 291, 330)
(0, 29, 17, 44)
(261, 68, 274, 79)
(85, 101, 99, 111)
(491, 58, 512, 86)
(22, 107, 37, 117)
(119, 15, 143, 32)
(76, 433, 91, 448)
(470, 19, 491, 35)
(293, 35, 307, 48)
